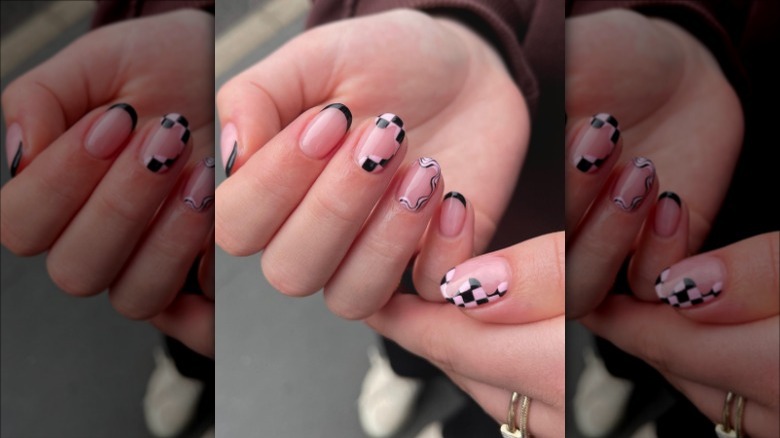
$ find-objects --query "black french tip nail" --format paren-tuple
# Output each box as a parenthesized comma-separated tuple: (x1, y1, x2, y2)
(659, 191, 682, 206)
(109, 103, 138, 130)
(10, 141, 22, 178)
(323, 103, 353, 131)
(444, 191, 466, 206)
(225, 141, 237, 177)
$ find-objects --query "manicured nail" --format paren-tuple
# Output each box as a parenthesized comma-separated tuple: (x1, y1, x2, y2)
(440, 191, 467, 237)
(655, 255, 725, 307)
(142, 113, 190, 173)
(355, 113, 405, 173)
(612, 157, 655, 212)
(84, 103, 137, 159)
(572, 113, 620, 173)
(654, 192, 682, 237)
(183, 157, 215, 212)
(221, 123, 238, 177)
(5, 123, 23, 177)
(441, 256, 510, 308)
(398, 157, 441, 212)
(300, 103, 352, 159)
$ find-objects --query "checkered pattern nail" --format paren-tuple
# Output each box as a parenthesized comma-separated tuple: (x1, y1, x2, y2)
(655, 255, 725, 308)
(440, 256, 510, 308)
(356, 113, 405, 173)
(572, 113, 620, 173)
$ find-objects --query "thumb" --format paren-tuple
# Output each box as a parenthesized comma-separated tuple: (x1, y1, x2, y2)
(2, 22, 125, 177)
(654, 232, 779, 323)
(439, 232, 565, 324)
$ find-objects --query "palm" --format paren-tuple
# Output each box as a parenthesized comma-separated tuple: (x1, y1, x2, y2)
(278, 10, 529, 249)
(567, 10, 742, 248)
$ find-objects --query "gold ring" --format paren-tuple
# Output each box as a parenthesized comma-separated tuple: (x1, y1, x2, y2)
(500, 392, 530, 437)
(716, 391, 746, 438)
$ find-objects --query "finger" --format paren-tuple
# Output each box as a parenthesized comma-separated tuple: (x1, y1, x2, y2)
(365, 294, 565, 404)
(323, 157, 444, 320)
(653, 232, 779, 323)
(629, 191, 690, 301)
(439, 232, 565, 323)
(446, 375, 564, 438)
(566, 113, 623, 231)
(214, 103, 352, 256)
(666, 377, 779, 438)
(1, 103, 137, 255)
(109, 156, 215, 319)
(582, 295, 779, 401)
(215, 26, 342, 176)
(566, 157, 658, 318)
(413, 191, 475, 302)
(2, 23, 127, 176)
(260, 114, 407, 296)
(150, 294, 214, 359)
(46, 114, 192, 296)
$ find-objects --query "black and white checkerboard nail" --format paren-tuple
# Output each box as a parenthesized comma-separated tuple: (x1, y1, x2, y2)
(357, 113, 405, 173)
(574, 113, 620, 173)
(654, 255, 726, 308)
(143, 113, 191, 173)
(440, 268, 509, 308)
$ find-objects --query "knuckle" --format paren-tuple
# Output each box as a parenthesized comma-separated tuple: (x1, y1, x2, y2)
(46, 254, 103, 297)
(261, 253, 319, 297)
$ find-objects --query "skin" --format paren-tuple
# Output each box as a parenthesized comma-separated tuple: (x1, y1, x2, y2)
(567, 10, 778, 436)
(0, 10, 215, 357)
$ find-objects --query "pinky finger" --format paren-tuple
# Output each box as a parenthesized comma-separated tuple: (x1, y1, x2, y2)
(413, 191, 475, 302)
(150, 294, 214, 359)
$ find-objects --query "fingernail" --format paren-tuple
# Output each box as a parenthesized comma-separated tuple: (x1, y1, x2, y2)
(654, 191, 682, 237)
(655, 255, 725, 307)
(5, 123, 23, 177)
(355, 113, 405, 173)
(300, 103, 352, 159)
(142, 113, 190, 173)
(182, 156, 215, 212)
(397, 157, 441, 212)
(572, 113, 620, 173)
(441, 256, 510, 308)
(612, 156, 655, 212)
(221, 123, 238, 177)
(440, 191, 467, 237)
(84, 103, 137, 159)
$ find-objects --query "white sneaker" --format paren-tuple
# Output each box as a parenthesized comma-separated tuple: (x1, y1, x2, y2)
(143, 347, 205, 437)
(574, 346, 634, 437)
(415, 422, 443, 438)
(631, 422, 657, 438)
(358, 346, 424, 437)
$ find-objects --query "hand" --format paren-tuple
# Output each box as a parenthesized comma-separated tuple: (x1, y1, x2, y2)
(215, 9, 529, 319)
(1, 10, 214, 357)
(564, 9, 742, 317)
(367, 233, 565, 437)
(583, 232, 779, 438)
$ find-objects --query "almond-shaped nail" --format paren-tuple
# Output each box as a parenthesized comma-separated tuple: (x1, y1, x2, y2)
(654, 191, 682, 237)
(441, 256, 510, 308)
(655, 255, 725, 307)
(572, 113, 620, 173)
(355, 113, 405, 173)
(300, 103, 352, 159)
(612, 157, 655, 212)
(398, 157, 441, 212)
(183, 157, 215, 212)
(440, 191, 467, 237)
(84, 103, 137, 159)
(5, 123, 23, 177)
(221, 123, 238, 177)
(142, 113, 190, 173)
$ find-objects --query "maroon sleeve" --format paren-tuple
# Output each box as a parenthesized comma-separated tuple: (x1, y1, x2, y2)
(92, 0, 214, 28)
(567, 0, 753, 101)
(307, 0, 564, 117)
